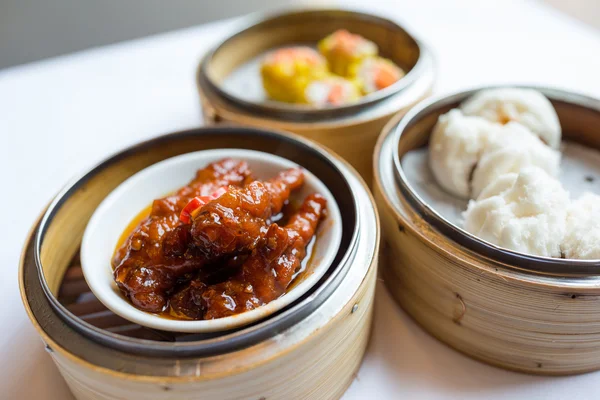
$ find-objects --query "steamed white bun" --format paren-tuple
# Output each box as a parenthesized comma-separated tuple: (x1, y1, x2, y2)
(562, 193, 600, 260)
(463, 167, 569, 257)
(471, 122, 561, 198)
(461, 88, 561, 148)
(477, 172, 518, 200)
(429, 109, 499, 198)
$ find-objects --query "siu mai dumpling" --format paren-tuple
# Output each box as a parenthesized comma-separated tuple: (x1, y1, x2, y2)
(303, 76, 361, 106)
(350, 56, 404, 94)
(261, 47, 329, 103)
(318, 29, 378, 77)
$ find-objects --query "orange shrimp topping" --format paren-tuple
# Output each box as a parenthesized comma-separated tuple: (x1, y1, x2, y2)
(373, 62, 401, 89)
(326, 82, 345, 105)
(268, 47, 322, 65)
(329, 29, 366, 54)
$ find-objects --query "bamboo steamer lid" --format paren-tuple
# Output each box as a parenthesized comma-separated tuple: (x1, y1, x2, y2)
(20, 126, 380, 399)
(196, 8, 435, 185)
(373, 86, 600, 375)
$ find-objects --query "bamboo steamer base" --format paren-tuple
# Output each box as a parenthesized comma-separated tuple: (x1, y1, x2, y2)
(22, 225, 377, 400)
(53, 304, 372, 400)
(21, 126, 381, 399)
(374, 110, 600, 376)
(54, 270, 374, 400)
(378, 235, 600, 376)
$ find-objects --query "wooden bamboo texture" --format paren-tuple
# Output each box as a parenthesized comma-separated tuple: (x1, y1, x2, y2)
(49, 259, 375, 400)
(373, 95, 600, 375)
(21, 127, 380, 399)
(22, 221, 377, 399)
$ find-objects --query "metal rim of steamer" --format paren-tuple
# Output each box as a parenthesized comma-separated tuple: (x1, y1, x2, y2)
(388, 85, 600, 275)
(30, 126, 367, 358)
(198, 8, 431, 122)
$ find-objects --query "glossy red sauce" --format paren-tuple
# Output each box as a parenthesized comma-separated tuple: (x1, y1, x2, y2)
(111, 158, 326, 320)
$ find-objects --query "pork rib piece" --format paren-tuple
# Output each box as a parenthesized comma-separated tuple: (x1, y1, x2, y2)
(113, 158, 252, 313)
(170, 193, 327, 320)
(189, 167, 304, 260)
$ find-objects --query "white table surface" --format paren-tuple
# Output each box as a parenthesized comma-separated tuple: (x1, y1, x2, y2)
(3, 0, 600, 398)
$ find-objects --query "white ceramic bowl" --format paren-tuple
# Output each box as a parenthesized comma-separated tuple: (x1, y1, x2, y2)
(81, 149, 342, 333)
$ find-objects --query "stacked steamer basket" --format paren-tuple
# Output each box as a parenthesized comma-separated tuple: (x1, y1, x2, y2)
(196, 8, 435, 185)
(374, 86, 600, 375)
(20, 127, 379, 399)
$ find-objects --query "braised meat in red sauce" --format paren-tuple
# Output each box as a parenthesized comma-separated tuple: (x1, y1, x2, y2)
(190, 168, 304, 260)
(112, 158, 326, 320)
(112, 158, 253, 312)
(171, 193, 327, 319)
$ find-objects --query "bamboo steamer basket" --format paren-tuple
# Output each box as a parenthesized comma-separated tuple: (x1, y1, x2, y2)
(373, 86, 600, 375)
(20, 126, 380, 399)
(196, 8, 435, 185)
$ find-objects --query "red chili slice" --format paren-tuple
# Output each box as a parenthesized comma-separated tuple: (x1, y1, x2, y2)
(179, 186, 228, 223)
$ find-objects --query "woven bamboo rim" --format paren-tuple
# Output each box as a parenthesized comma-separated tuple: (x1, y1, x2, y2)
(200, 8, 428, 121)
(373, 86, 600, 375)
(20, 126, 380, 394)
